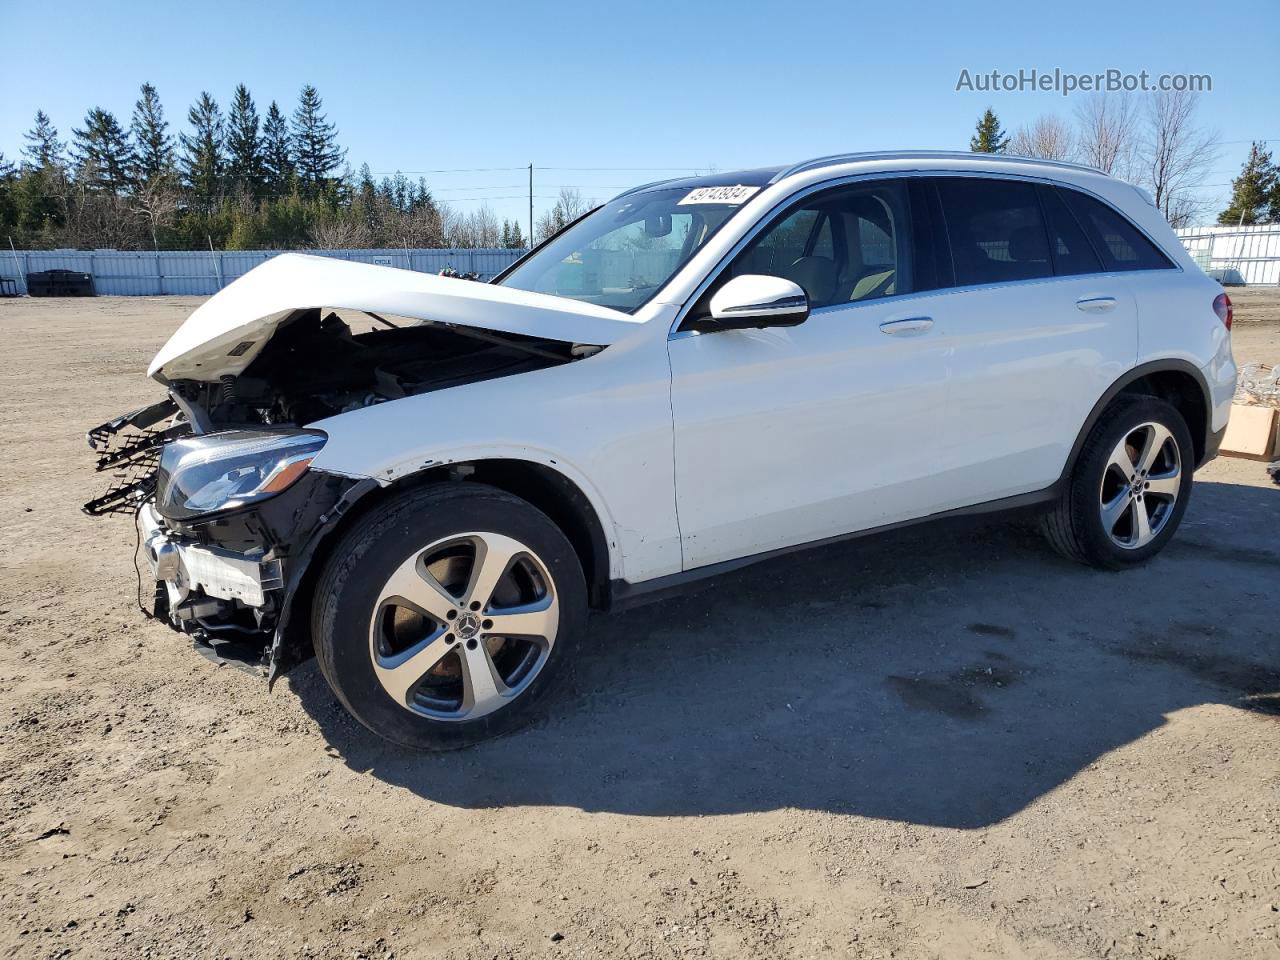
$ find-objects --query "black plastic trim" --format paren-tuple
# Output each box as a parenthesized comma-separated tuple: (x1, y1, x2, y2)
(1062, 358, 1214, 472)
(266, 475, 381, 684)
(609, 486, 1059, 610)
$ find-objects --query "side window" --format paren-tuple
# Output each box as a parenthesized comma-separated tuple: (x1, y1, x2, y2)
(1038, 185, 1103, 276)
(1059, 188, 1175, 272)
(719, 180, 912, 309)
(737, 208, 821, 277)
(936, 177, 1052, 286)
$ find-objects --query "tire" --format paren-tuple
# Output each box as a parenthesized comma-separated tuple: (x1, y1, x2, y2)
(1041, 396, 1194, 570)
(312, 482, 587, 750)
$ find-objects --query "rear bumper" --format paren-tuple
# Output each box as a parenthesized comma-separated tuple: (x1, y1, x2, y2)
(1201, 423, 1227, 467)
(137, 503, 282, 611)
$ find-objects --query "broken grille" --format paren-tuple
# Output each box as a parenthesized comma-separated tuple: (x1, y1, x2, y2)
(84, 399, 188, 516)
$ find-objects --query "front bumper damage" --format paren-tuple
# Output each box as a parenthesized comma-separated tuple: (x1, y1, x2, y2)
(88, 403, 376, 677)
(137, 502, 284, 613)
(132, 472, 373, 676)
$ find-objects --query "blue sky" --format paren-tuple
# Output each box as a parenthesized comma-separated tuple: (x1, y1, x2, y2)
(3, 0, 1276, 228)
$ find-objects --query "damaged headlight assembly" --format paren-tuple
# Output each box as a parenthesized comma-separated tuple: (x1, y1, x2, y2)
(156, 429, 327, 521)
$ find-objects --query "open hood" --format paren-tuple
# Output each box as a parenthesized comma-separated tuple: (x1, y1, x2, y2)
(149, 253, 642, 381)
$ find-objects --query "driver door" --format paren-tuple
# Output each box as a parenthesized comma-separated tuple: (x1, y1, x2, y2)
(667, 178, 960, 569)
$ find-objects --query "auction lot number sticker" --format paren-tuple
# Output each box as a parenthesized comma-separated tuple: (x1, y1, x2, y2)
(678, 185, 760, 205)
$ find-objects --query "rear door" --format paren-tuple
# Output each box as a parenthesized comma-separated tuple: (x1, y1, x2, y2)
(906, 175, 1139, 500)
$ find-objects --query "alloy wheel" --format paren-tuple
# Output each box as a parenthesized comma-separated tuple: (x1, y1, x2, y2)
(368, 532, 559, 720)
(1098, 421, 1182, 550)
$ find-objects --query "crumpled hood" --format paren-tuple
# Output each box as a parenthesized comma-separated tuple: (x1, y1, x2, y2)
(148, 253, 641, 381)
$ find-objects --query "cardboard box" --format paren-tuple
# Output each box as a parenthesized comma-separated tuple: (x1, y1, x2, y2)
(1221, 403, 1280, 460)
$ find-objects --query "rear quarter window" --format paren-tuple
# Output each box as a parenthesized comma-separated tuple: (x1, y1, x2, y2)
(1057, 188, 1176, 272)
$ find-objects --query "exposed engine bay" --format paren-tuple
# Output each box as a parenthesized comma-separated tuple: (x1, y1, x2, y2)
(176, 308, 580, 430)
(85, 309, 588, 516)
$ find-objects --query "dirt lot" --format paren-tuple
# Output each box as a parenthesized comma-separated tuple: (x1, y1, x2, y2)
(1, 289, 1278, 960)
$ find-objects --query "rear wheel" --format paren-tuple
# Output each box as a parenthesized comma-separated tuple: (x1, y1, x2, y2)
(1042, 396, 1194, 569)
(312, 482, 586, 750)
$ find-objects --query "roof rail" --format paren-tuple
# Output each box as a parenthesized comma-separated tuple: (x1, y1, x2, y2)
(770, 150, 1104, 182)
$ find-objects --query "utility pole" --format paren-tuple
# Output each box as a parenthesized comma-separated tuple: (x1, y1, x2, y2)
(528, 163, 534, 250)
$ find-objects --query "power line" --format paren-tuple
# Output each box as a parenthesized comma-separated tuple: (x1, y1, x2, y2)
(535, 166, 705, 172)
(364, 167, 526, 175)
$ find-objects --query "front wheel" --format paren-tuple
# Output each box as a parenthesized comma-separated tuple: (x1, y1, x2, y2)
(312, 482, 586, 750)
(1042, 396, 1194, 569)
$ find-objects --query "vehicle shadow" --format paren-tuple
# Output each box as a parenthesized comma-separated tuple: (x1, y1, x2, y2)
(288, 478, 1280, 829)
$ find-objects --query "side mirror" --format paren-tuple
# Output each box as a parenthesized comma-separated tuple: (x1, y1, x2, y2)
(706, 274, 809, 330)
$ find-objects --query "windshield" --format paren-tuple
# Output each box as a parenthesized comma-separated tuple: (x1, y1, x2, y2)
(497, 187, 748, 312)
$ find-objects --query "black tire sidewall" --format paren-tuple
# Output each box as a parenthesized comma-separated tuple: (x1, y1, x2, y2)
(313, 485, 587, 750)
(1068, 397, 1195, 568)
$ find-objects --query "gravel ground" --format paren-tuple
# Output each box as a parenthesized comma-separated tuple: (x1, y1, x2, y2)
(0, 288, 1277, 960)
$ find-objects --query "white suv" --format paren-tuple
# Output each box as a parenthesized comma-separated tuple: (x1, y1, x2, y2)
(88, 151, 1236, 749)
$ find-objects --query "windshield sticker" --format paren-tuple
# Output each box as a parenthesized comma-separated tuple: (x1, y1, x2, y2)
(678, 185, 760, 206)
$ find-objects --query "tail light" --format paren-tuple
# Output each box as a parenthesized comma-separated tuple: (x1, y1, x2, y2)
(1213, 292, 1233, 330)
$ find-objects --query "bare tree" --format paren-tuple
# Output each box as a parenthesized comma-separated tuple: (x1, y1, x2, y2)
(1009, 115, 1076, 161)
(1073, 93, 1138, 179)
(60, 180, 146, 249)
(535, 187, 590, 242)
(402, 201, 447, 248)
(1135, 89, 1217, 228)
(309, 216, 371, 248)
(132, 176, 181, 248)
(450, 205, 500, 248)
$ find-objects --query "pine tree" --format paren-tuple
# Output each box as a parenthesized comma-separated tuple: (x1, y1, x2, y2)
(504, 219, 525, 248)
(356, 164, 377, 207)
(291, 85, 344, 198)
(22, 110, 65, 169)
(15, 114, 66, 237)
(0, 153, 17, 237)
(226, 84, 265, 195)
(1218, 142, 1278, 226)
(261, 101, 294, 195)
(180, 92, 224, 204)
(970, 107, 1009, 153)
(72, 107, 135, 193)
(131, 83, 174, 182)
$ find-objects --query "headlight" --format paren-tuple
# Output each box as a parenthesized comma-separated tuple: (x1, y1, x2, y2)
(156, 429, 327, 520)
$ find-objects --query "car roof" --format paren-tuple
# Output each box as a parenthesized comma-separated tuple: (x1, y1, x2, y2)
(617, 166, 787, 198)
(619, 151, 1106, 200)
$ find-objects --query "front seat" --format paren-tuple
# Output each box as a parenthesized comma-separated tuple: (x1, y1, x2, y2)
(783, 255, 837, 306)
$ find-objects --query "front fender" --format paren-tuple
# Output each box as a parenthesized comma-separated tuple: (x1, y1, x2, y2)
(306, 342, 683, 585)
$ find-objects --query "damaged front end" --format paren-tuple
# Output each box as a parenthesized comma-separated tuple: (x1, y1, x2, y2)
(86, 254, 623, 675)
(85, 254, 620, 676)
(88, 403, 369, 672)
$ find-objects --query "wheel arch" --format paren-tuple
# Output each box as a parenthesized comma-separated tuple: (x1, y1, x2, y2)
(1064, 359, 1213, 480)
(271, 457, 615, 681)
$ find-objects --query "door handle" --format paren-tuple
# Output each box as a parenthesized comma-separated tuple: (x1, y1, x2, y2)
(879, 316, 934, 335)
(1075, 296, 1117, 313)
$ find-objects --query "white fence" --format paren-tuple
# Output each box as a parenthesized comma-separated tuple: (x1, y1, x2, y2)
(0, 247, 527, 296)
(1174, 224, 1280, 285)
(3, 227, 1278, 297)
